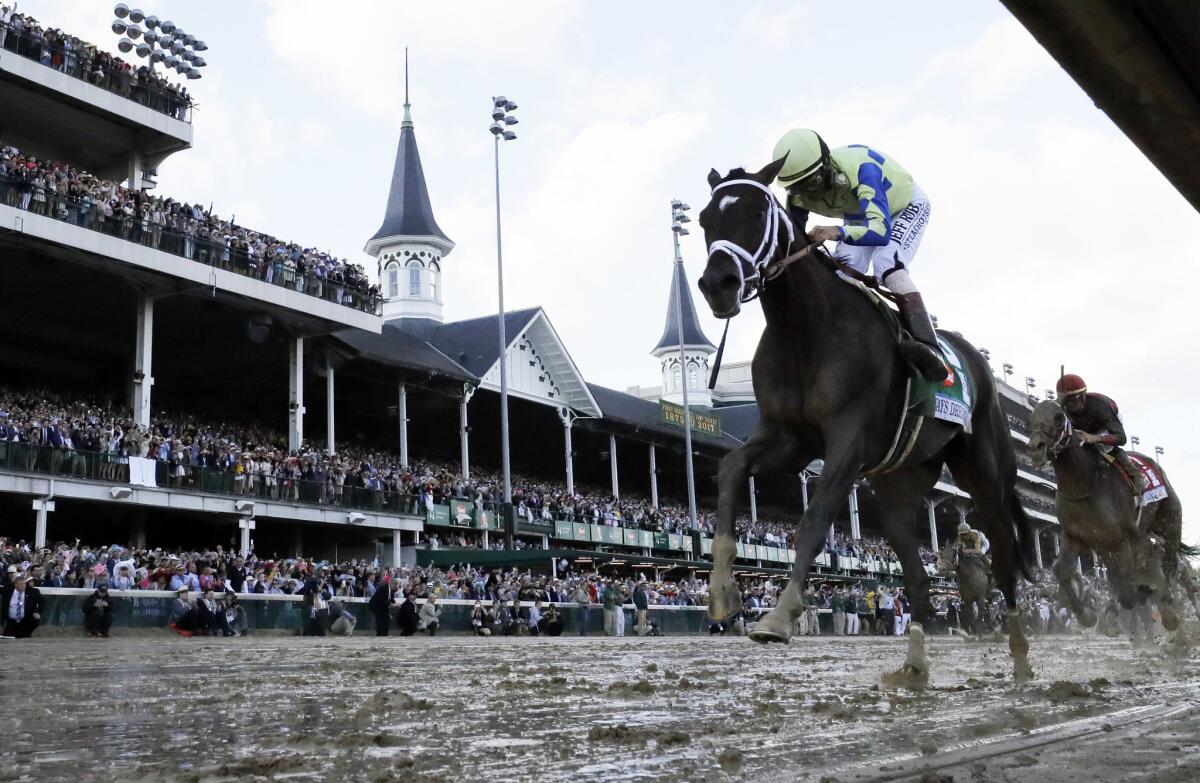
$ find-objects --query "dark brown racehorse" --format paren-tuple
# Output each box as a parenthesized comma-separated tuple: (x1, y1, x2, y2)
(1026, 400, 1195, 634)
(696, 159, 1038, 682)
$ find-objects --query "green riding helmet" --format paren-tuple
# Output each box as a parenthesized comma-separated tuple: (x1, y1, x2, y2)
(772, 128, 829, 187)
(957, 522, 972, 535)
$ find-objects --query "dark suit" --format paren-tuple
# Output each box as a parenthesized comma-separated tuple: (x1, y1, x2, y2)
(1, 584, 43, 638)
(368, 582, 393, 636)
(82, 589, 116, 636)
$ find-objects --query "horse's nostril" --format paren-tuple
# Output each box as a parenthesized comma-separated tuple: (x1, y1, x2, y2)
(720, 273, 739, 291)
(697, 277, 710, 296)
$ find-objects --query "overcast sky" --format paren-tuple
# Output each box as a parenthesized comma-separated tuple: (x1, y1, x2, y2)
(37, 1, 1200, 542)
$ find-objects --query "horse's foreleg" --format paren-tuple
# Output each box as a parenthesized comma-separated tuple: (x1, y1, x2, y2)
(1052, 538, 1095, 627)
(748, 456, 857, 644)
(708, 431, 802, 623)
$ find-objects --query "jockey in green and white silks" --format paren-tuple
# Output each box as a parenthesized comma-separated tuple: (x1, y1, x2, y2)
(772, 129, 947, 382)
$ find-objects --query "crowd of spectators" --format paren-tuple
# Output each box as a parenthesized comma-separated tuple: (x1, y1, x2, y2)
(1, 6, 190, 120)
(0, 143, 381, 313)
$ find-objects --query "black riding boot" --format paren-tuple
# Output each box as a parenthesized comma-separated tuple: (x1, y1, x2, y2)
(1113, 448, 1149, 498)
(896, 293, 949, 382)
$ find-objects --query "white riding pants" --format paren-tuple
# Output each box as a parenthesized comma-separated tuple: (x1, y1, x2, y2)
(836, 184, 930, 287)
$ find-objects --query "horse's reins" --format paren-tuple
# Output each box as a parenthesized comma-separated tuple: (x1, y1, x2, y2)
(705, 178, 904, 390)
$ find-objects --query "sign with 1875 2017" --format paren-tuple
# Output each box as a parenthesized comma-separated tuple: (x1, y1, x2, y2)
(659, 400, 721, 436)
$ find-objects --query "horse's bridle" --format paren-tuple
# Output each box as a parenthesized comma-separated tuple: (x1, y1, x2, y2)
(706, 179, 795, 303)
(1045, 412, 1076, 458)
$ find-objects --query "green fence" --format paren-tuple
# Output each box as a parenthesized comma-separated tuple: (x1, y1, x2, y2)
(36, 589, 723, 635)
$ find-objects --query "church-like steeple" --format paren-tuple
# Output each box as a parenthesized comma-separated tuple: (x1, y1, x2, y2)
(651, 259, 716, 407)
(365, 51, 454, 324)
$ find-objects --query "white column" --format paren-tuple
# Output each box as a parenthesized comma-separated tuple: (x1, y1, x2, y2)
(609, 433, 619, 499)
(238, 517, 255, 558)
(126, 150, 143, 190)
(748, 476, 758, 523)
(32, 497, 54, 549)
(649, 444, 659, 509)
(1034, 530, 1044, 569)
(391, 531, 403, 568)
(397, 383, 409, 466)
(927, 499, 938, 552)
(325, 356, 335, 456)
(800, 473, 810, 511)
(288, 337, 305, 452)
(848, 483, 861, 540)
(459, 386, 473, 481)
(131, 296, 154, 430)
(563, 418, 575, 495)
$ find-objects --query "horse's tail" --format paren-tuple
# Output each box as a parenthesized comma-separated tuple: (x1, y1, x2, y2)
(1178, 541, 1200, 559)
(1009, 493, 1039, 582)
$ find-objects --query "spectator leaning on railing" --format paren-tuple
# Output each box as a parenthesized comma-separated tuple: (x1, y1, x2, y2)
(0, 7, 191, 120)
(0, 143, 381, 313)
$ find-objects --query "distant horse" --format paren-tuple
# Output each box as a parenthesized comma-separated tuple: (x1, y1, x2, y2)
(696, 160, 1037, 682)
(1026, 400, 1196, 633)
(938, 539, 994, 636)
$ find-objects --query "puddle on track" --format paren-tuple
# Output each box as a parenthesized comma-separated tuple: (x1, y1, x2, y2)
(0, 632, 1197, 781)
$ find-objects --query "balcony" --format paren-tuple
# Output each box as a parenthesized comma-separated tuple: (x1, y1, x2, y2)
(0, 23, 191, 181)
(0, 192, 383, 333)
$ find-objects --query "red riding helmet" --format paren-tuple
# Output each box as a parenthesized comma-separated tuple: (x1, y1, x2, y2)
(1056, 373, 1087, 397)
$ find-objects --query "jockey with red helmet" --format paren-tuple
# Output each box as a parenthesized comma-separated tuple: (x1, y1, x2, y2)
(1055, 373, 1148, 499)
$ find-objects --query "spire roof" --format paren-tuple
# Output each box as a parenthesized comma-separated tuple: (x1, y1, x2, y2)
(652, 260, 715, 354)
(366, 71, 450, 250)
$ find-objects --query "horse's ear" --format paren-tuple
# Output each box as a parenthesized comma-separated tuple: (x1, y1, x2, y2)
(707, 168, 722, 189)
(752, 154, 789, 186)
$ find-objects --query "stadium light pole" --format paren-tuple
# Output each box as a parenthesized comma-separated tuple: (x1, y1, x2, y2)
(490, 95, 518, 548)
(1155, 446, 1164, 464)
(1131, 436, 1140, 450)
(670, 198, 698, 529)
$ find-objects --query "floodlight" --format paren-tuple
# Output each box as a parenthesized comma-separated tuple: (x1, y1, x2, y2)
(117, 36, 133, 53)
(193, 40, 208, 51)
(143, 30, 158, 44)
(136, 42, 151, 57)
(192, 57, 206, 67)
(129, 8, 144, 23)
(114, 4, 130, 19)
(502, 130, 517, 140)
(186, 68, 201, 79)
(489, 121, 504, 135)
(112, 19, 127, 35)
(503, 115, 518, 126)
(159, 19, 175, 34)
(144, 15, 159, 29)
(127, 25, 142, 39)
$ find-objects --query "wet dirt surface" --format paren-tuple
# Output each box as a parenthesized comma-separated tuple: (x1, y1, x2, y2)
(1, 629, 1197, 782)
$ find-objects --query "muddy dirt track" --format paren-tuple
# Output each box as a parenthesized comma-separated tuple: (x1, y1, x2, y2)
(1, 630, 1198, 782)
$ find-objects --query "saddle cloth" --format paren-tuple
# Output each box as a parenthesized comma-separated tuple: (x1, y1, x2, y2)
(1128, 454, 1168, 505)
(846, 281, 977, 474)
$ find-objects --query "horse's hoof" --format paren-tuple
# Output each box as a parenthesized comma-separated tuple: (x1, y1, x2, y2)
(1014, 659, 1035, 683)
(882, 665, 928, 690)
(706, 578, 741, 623)
(748, 627, 790, 644)
(1161, 605, 1180, 632)
(1079, 608, 1098, 628)
(1102, 608, 1122, 638)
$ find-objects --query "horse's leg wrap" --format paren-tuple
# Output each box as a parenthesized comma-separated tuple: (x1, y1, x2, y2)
(882, 622, 929, 690)
(748, 581, 803, 644)
(1007, 609, 1034, 682)
(707, 536, 741, 623)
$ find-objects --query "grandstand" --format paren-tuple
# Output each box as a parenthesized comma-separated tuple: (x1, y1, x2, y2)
(0, 7, 1067, 585)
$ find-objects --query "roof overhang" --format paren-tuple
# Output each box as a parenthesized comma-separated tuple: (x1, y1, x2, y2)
(364, 233, 455, 259)
(1001, 0, 1200, 212)
(480, 310, 601, 417)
